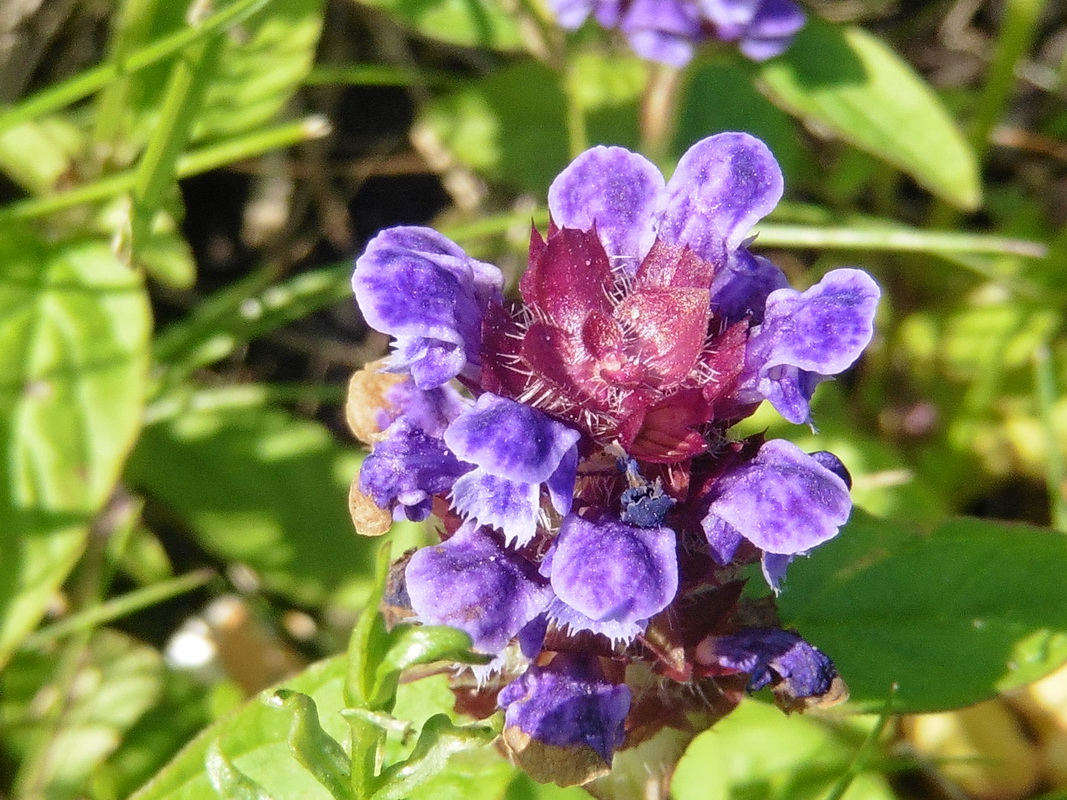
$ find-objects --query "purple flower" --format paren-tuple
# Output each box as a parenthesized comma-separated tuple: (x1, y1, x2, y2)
(549, 0, 805, 66)
(444, 394, 581, 546)
(405, 524, 553, 654)
(701, 439, 852, 589)
(358, 417, 471, 522)
(352, 227, 503, 389)
(735, 269, 881, 425)
(697, 628, 838, 699)
(499, 654, 631, 785)
(544, 514, 678, 643)
(350, 132, 874, 782)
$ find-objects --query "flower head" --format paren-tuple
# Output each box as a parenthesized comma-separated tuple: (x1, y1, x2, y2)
(349, 132, 877, 784)
(549, 0, 806, 66)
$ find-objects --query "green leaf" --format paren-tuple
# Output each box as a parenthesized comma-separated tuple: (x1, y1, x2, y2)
(372, 625, 486, 709)
(0, 118, 82, 195)
(373, 715, 498, 800)
(758, 18, 981, 210)
(778, 510, 1067, 712)
(207, 742, 277, 800)
(355, 0, 523, 51)
(269, 691, 354, 800)
(0, 228, 151, 666)
(421, 62, 569, 196)
(1, 630, 164, 798)
(194, 0, 325, 140)
(671, 700, 893, 800)
(129, 659, 472, 800)
(125, 394, 375, 609)
(674, 57, 802, 183)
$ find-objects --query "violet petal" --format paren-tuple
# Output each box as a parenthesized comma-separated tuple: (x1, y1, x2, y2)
(702, 439, 851, 556)
(450, 469, 542, 547)
(709, 628, 836, 697)
(359, 418, 471, 521)
(659, 133, 783, 267)
(548, 514, 678, 637)
(547, 146, 664, 269)
(499, 654, 630, 764)
(405, 525, 552, 654)
(444, 394, 581, 484)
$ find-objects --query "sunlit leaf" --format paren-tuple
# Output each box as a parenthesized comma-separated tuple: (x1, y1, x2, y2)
(126, 395, 375, 609)
(0, 227, 151, 666)
(1, 630, 163, 797)
(354, 0, 523, 51)
(779, 510, 1067, 712)
(758, 18, 981, 209)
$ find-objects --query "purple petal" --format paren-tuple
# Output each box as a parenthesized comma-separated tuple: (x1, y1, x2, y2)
(738, 0, 805, 61)
(547, 146, 664, 269)
(405, 525, 552, 654)
(702, 439, 851, 556)
(499, 654, 630, 765)
(659, 133, 783, 267)
(548, 0, 598, 28)
(546, 447, 579, 517)
(444, 394, 581, 485)
(759, 269, 880, 376)
(548, 514, 678, 639)
(699, 0, 760, 39)
(382, 379, 467, 438)
(709, 248, 788, 325)
(706, 628, 836, 697)
(620, 0, 703, 67)
(700, 514, 744, 565)
(359, 418, 471, 521)
(760, 552, 793, 593)
(450, 469, 542, 547)
(352, 226, 503, 388)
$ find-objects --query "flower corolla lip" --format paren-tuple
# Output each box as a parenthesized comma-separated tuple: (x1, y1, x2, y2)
(358, 417, 472, 522)
(545, 514, 678, 642)
(547, 0, 804, 65)
(499, 653, 631, 785)
(736, 267, 881, 424)
(547, 132, 783, 277)
(701, 438, 851, 566)
(697, 627, 837, 699)
(444, 394, 580, 546)
(404, 524, 553, 654)
(352, 226, 503, 389)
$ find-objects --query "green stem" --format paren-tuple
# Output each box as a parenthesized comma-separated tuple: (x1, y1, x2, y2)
(22, 569, 214, 649)
(306, 64, 456, 88)
(0, 117, 328, 220)
(130, 15, 226, 250)
(1034, 345, 1067, 532)
(0, 0, 271, 135)
(969, 0, 1045, 161)
(752, 223, 1047, 258)
(824, 684, 898, 800)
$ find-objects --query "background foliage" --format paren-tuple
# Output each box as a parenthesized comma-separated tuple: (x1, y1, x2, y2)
(1, 0, 1066, 799)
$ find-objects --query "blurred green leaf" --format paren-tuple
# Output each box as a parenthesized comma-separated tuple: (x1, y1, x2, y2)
(126, 393, 374, 609)
(675, 57, 802, 183)
(672, 700, 894, 800)
(0, 227, 151, 666)
(2, 630, 164, 799)
(355, 0, 523, 51)
(195, 0, 325, 140)
(758, 18, 981, 210)
(779, 510, 1067, 712)
(0, 118, 82, 194)
(421, 62, 569, 195)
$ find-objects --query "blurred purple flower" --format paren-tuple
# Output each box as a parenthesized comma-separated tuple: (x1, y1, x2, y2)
(549, 0, 805, 66)
(699, 627, 838, 699)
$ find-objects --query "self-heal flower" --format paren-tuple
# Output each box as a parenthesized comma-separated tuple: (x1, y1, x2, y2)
(349, 131, 877, 785)
(549, 0, 805, 66)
